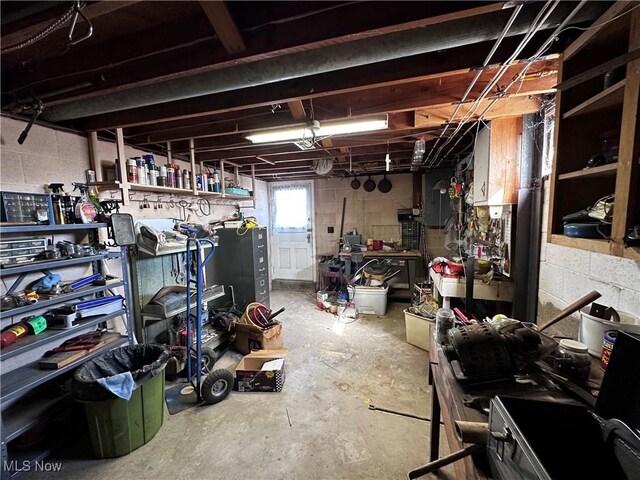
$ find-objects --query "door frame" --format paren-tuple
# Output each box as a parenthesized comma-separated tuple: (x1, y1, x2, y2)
(268, 179, 317, 283)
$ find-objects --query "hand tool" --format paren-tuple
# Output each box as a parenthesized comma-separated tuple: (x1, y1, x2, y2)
(63, 273, 103, 292)
(539, 290, 601, 332)
(368, 403, 433, 422)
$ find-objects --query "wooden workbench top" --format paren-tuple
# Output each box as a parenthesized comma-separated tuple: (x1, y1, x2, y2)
(339, 249, 422, 257)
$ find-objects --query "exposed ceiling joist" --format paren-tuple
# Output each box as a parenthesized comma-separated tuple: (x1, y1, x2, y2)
(42, 2, 597, 123)
(413, 95, 543, 128)
(199, 1, 246, 55)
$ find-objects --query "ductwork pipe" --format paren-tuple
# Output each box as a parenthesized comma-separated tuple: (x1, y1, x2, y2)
(43, 3, 602, 122)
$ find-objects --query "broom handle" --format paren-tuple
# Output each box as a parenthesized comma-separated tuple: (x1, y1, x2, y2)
(539, 290, 601, 332)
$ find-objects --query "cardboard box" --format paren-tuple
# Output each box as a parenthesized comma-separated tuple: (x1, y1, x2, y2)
(234, 321, 283, 355)
(234, 349, 287, 392)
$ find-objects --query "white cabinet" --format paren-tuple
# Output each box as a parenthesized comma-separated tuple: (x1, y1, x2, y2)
(473, 126, 490, 204)
(473, 117, 522, 206)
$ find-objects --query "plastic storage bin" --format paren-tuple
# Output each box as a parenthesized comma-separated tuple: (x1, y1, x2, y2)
(404, 309, 434, 351)
(351, 285, 388, 315)
(73, 345, 170, 458)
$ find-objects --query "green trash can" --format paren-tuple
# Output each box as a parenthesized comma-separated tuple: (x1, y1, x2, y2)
(73, 344, 170, 458)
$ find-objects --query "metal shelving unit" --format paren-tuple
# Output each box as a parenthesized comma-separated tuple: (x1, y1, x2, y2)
(0, 223, 134, 477)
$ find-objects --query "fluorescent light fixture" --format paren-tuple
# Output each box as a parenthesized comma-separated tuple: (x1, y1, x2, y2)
(246, 115, 388, 144)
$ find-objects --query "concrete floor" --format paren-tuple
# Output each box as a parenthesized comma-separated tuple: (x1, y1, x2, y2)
(28, 290, 454, 480)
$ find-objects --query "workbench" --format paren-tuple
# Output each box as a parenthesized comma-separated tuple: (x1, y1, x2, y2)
(339, 249, 423, 299)
(427, 331, 590, 479)
(429, 269, 513, 309)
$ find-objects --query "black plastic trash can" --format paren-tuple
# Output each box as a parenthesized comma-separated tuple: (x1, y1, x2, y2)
(73, 344, 170, 458)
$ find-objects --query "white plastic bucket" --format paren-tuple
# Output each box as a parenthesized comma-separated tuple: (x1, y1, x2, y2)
(578, 307, 640, 357)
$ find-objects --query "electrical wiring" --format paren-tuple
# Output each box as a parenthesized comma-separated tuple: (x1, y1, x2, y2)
(436, 0, 589, 165)
(423, 3, 524, 164)
(425, 0, 561, 167)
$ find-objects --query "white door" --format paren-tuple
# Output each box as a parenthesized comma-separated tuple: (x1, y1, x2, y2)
(269, 181, 315, 281)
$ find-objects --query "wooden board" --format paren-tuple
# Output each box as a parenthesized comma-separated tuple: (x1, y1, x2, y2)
(38, 333, 121, 369)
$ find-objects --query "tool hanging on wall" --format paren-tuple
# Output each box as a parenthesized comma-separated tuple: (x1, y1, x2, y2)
(16, 100, 44, 145)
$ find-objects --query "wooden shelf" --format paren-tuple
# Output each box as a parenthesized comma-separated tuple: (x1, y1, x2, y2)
(549, 234, 611, 255)
(223, 194, 254, 200)
(563, 80, 625, 119)
(557, 163, 618, 180)
(197, 190, 222, 196)
(623, 246, 640, 261)
(129, 184, 193, 194)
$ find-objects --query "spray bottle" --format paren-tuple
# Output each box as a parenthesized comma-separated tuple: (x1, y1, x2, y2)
(72, 183, 98, 223)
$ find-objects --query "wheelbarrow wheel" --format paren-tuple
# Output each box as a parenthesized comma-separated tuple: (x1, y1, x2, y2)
(201, 369, 234, 404)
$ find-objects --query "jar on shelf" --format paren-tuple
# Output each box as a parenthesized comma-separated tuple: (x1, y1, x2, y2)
(435, 308, 455, 345)
(176, 168, 184, 189)
(553, 339, 591, 383)
(127, 159, 138, 184)
(135, 158, 146, 185)
(166, 166, 175, 188)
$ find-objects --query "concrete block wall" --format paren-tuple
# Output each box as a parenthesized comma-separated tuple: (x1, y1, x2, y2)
(538, 178, 640, 337)
(0, 116, 269, 370)
(0, 116, 269, 226)
(313, 175, 414, 256)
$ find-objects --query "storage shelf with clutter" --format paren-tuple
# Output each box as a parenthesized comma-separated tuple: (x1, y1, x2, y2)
(86, 132, 256, 209)
(547, 3, 639, 258)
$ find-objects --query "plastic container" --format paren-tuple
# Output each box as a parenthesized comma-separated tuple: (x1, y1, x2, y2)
(435, 308, 455, 345)
(601, 330, 617, 369)
(578, 307, 640, 357)
(127, 159, 138, 183)
(553, 339, 590, 383)
(404, 309, 434, 351)
(73, 345, 170, 458)
(351, 285, 388, 315)
(166, 167, 175, 188)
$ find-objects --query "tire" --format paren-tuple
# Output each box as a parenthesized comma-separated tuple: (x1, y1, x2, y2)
(201, 369, 234, 404)
(201, 347, 218, 372)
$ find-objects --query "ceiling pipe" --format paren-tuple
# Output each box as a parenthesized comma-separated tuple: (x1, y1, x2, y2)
(41, 3, 602, 122)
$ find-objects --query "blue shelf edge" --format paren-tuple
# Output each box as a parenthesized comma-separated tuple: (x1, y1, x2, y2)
(0, 309, 127, 361)
(0, 223, 108, 234)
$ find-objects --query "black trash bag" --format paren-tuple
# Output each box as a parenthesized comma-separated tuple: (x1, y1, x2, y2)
(73, 344, 171, 401)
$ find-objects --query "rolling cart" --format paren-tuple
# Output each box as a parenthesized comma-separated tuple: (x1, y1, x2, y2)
(184, 238, 234, 404)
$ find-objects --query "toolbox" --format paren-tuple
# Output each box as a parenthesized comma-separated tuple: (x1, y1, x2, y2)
(1, 191, 54, 224)
(0, 237, 47, 266)
(487, 332, 640, 480)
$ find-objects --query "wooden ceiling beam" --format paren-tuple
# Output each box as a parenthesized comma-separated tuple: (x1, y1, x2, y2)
(413, 95, 543, 128)
(12, 2, 505, 104)
(124, 59, 554, 146)
(287, 101, 307, 121)
(75, 37, 553, 131)
(199, 1, 246, 55)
